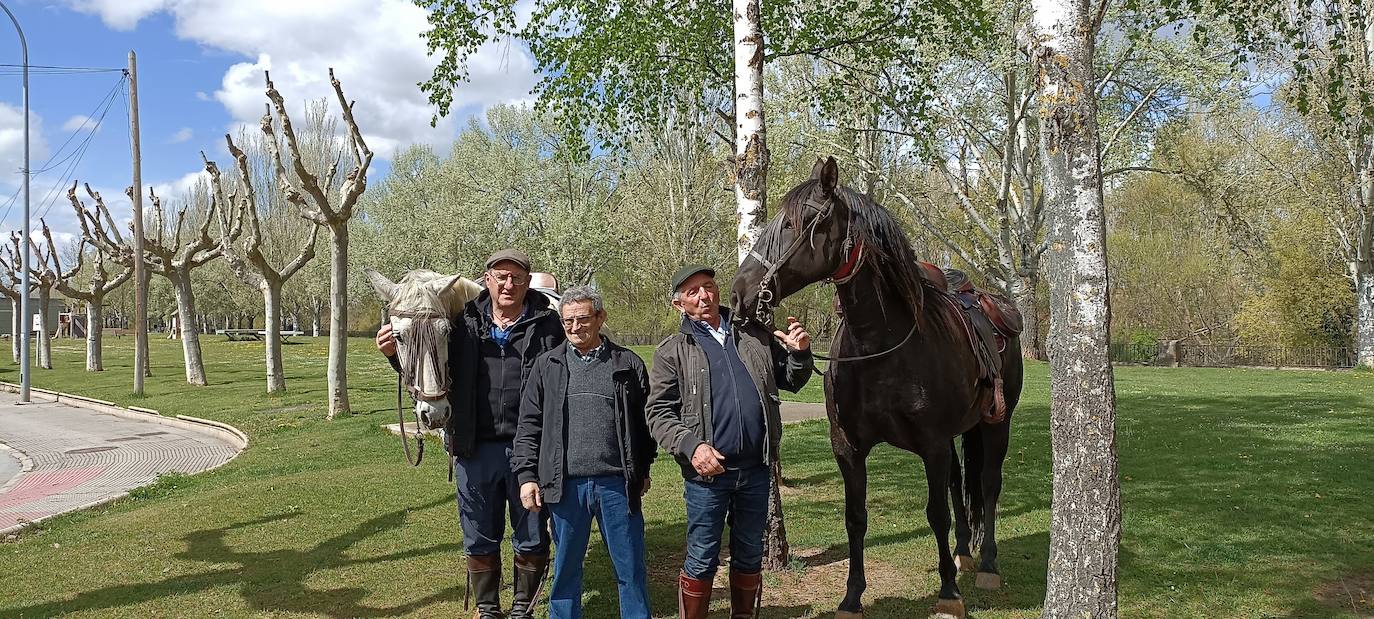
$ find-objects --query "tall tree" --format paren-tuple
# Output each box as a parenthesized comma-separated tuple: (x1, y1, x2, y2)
(204, 119, 322, 393)
(16, 232, 56, 370)
(0, 240, 30, 363)
(42, 218, 132, 372)
(262, 70, 372, 419)
(1029, 0, 1120, 616)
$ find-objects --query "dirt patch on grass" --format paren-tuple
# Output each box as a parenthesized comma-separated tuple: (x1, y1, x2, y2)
(761, 547, 910, 609)
(1313, 572, 1374, 617)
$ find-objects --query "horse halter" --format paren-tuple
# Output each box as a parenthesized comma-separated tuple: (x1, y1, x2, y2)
(389, 308, 450, 468)
(748, 191, 864, 324)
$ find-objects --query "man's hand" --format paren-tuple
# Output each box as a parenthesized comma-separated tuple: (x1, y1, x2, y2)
(375, 323, 396, 357)
(691, 443, 726, 477)
(772, 316, 811, 352)
(640, 477, 652, 497)
(520, 481, 543, 512)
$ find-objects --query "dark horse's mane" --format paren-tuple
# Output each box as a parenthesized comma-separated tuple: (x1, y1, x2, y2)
(779, 180, 926, 320)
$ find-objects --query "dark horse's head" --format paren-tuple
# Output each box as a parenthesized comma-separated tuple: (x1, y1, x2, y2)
(732, 156, 925, 326)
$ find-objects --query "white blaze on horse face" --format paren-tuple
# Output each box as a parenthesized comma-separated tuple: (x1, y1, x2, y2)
(390, 315, 449, 401)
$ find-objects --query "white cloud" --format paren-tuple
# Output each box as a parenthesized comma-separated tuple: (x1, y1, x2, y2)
(69, 0, 540, 159)
(0, 103, 51, 192)
(170, 127, 194, 143)
(151, 170, 210, 200)
(62, 115, 97, 132)
(195, 91, 211, 102)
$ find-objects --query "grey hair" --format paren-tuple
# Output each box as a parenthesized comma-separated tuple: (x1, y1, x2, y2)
(559, 284, 604, 313)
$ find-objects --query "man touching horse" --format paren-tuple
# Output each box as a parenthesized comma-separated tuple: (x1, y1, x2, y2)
(377, 249, 564, 619)
(646, 264, 814, 618)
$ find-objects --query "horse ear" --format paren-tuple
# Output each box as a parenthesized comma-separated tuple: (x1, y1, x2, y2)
(819, 156, 839, 194)
(435, 273, 483, 312)
(809, 158, 827, 180)
(366, 268, 397, 304)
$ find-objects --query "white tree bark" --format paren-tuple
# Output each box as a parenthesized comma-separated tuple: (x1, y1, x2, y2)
(9, 297, 18, 363)
(170, 272, 207, 386)
(264, 279, 285, 393)
(733, 0, 769, 264)
(326, 224, 350, 416)
(1358, 262, 1374, 367)
(36, 285, 51, 369)
(1031, 0, 1120, 617)
(86, 301, 104, 371)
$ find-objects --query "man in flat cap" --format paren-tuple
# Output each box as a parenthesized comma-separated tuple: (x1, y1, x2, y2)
(646, 264, 814, 618)
(377, 249, 564, 619)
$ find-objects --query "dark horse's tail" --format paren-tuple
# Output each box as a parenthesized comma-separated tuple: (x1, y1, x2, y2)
(958, 429, 986, 551)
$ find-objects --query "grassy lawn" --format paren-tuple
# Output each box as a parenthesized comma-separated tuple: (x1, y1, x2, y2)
(2, 335, 1372, 618)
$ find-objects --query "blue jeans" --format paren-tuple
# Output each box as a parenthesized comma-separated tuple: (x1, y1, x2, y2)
(548, 475, 650, 619)
(682, 464, 770, 579)
(454, 440, 550, 556)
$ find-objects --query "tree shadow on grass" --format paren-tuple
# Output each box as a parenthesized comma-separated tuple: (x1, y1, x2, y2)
(8, 497, 462, 618)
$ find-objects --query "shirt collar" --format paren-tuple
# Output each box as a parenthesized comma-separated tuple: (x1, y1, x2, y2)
(569, 339, 606, 363)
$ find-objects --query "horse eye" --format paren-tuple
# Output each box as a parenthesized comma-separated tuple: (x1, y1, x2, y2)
(782, 220, 793, 230)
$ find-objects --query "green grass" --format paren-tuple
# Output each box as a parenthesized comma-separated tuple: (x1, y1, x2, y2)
(1, 336, 1372, 618)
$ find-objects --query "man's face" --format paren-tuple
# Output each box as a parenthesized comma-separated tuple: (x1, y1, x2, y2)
(485, 261, 530, 311)
(673, 272, 721, 325)
(560, 300, 606, 349)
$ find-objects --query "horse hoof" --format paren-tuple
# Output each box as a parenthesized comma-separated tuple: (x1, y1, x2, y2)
(976, 571, 1002, 590)
(954, 554, 976, 573)
(836, 610, 864, 619)
(932, 597, 965, 619)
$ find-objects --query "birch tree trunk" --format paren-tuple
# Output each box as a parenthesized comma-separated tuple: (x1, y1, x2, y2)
(1031, 0, 1120, 617)
(87, 301, 104, 371)
(327, 223, 350, 418)
(732, 0, 769, 264)
(263, 278, 286, 393)
(170, 272, 208, 386)
(1357, 260, 1374, 368)
(37, 287, 51, 369)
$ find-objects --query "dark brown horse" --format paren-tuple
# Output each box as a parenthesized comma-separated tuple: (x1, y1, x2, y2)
(731, 157, 1023, 618)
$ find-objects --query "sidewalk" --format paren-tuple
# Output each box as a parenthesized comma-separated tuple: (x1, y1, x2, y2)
(0, 392, 242, 535)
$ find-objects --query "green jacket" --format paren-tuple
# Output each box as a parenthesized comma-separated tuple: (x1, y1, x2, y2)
(646, 309, 814, 480)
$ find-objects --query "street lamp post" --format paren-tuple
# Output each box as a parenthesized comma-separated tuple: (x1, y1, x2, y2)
(0, 1, 30, 403)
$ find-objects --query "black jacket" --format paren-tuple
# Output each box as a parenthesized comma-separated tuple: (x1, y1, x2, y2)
(646, 309, 814, 481)
(387, 290, 563, 457)
(511, 338, 657, 511)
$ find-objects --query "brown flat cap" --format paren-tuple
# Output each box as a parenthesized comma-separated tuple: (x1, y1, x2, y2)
(485, 249, 532, 271)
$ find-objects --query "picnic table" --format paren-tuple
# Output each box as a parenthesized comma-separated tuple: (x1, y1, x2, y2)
(218, 329, 304, 342)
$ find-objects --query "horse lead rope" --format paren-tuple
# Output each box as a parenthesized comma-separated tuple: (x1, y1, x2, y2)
(396, 375, 425, 466)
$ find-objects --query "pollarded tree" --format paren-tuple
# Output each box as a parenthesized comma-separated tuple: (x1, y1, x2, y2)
(204, 121, 321, 393)
(74, 181, 222, 385)
(14, 232, 56, 369)
(0, 240, 31, 363)
(42, 219, 132, 371)
(261, 70, 372, 419)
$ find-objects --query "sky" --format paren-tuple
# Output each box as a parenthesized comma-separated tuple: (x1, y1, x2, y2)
(0, 0, 538, 253)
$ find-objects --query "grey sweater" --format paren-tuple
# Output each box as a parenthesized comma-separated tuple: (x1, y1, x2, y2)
(563, 346, 623, 478)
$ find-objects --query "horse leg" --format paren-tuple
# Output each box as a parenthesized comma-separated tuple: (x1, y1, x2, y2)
(947, 439, 975, 573)
(833, 440, 870, 618)
(923, 445, 964, 618)
(976, 421, 1012, 590)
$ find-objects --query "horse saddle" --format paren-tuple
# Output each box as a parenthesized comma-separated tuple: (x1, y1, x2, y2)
(920, 264, 1025, 424)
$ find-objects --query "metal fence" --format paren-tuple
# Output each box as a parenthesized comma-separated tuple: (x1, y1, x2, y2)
(1110, 340, 1356, 369)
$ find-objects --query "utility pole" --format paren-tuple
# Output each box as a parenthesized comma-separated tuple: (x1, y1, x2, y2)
(129, 50, 147, 395)
(1, 2, 31, 403)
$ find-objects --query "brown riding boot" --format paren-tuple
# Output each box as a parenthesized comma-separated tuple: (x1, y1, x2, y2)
(467, 554, 503, 619)
(729, 569, 762, 618)
(509, 553, 549, 619)
(678, 570, 712, 619)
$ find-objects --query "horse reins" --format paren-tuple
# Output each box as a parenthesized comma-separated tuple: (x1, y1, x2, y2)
(390, 310, 451, 468)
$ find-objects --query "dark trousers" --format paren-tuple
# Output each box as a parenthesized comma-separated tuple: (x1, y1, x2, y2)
(681, 464, 770, 578)
(455, 440, 550, 556)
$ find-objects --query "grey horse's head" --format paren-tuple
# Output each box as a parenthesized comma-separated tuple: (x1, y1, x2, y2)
(367, 268, 481, 431)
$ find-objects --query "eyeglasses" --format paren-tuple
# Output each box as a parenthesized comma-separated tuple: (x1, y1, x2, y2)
(488, 272, 529, 286)
(561, 315, 598, 327)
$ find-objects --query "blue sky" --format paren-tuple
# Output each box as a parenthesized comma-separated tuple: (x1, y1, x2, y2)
(0, 0, 538, 249)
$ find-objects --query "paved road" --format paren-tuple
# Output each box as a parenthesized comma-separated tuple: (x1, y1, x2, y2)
(780, 401, 827, 424)
(0, 393, 239, 534)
